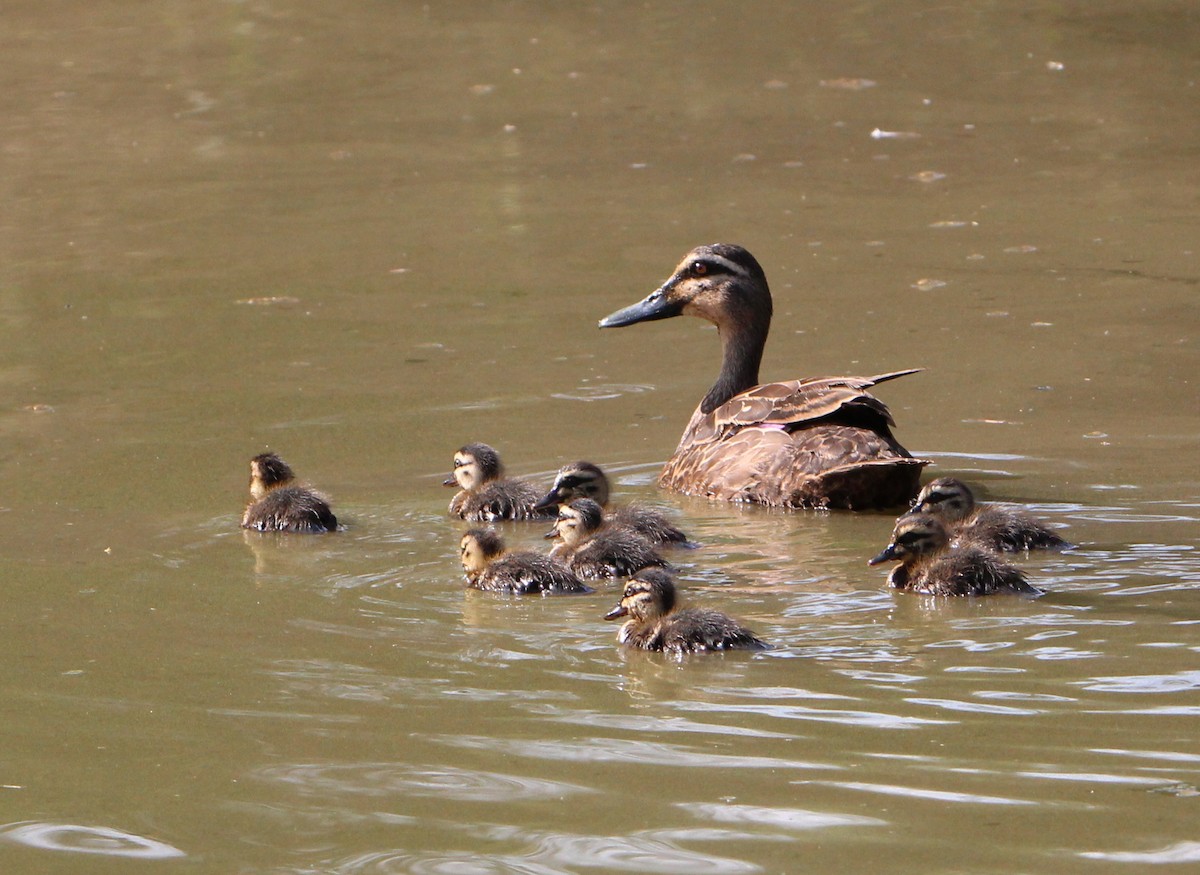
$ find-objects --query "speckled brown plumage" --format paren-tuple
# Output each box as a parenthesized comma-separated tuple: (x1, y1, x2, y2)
(910, 477, 1071, 552)
(534, 461, 691, 545)
(459, 529, 590, 595)
(599, 244, 927, 510)
(445, 442, 554, 522)
(869, 514, 1042, 597)
(604, 568, 768, 654)
(546, 498, 668, 580)
(241, 452, 338, 533)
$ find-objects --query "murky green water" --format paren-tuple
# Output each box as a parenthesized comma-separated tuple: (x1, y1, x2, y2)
(2, 1, 1197, 872)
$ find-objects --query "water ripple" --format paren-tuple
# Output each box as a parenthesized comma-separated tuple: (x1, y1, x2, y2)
(679, 802, 887, 831)
(534, 709, 794, 739)
(805, 781, 1036, 806)
(1080, 841, 1200, 863)
(253, 762, 592, 802)
(1077, 670, 1200, 694)
(678, 700, 951, 729)
(905, 697, 1041, 716)
(435, 735, 833, 771)
(0, 822, 185, 858)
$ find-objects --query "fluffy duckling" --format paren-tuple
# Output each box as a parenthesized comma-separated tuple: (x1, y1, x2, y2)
(545, 498, 668, 580)
(458, 528, 591, 595)
(909, 477, 1071, 552)
(868, 514, 1042, 597)
(241, 452, 338, 533)
(604, 568, 768, 653)
(533, 461, 691, 545)
(599, 243, 927, 510)
(444, 442, 553, 521)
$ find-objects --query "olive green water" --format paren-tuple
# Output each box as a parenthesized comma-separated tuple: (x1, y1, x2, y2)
(2, 1, 1198, 872)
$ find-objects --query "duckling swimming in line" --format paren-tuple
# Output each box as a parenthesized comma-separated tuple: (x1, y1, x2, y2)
(908, 477, 1071, 552)
(545, 498, 668, 580)
(445, 442, 554, 521)
(604, 568, 769, 654)
(868, 513, 1042, 597)
(533, 461, 691, 545)
(459, 528, 591, 595)
(599, 243, 927, 510)
(241, 452, 338, 533)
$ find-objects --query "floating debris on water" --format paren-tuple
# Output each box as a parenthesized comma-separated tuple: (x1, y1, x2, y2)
(912, 278, 948, 292)
(911, 170, 946, 183)
(871, 128, 920, 140)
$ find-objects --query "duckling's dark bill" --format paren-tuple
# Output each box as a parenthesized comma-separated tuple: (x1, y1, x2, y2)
(867, 545, 897, 566)
(603, 603, 628, 620)
(598, 288, 683, 328)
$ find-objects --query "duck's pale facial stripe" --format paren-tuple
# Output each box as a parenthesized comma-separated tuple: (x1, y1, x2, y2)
(676, 253, 748, 281)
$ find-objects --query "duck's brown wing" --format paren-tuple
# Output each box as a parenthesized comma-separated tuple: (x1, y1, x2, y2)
(662, 371, 928, 509)
(708, 370, 919, 436)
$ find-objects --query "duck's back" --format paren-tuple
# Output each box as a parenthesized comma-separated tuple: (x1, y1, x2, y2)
(566, 527, 667, 579)
(451, 479, 551, 522)
(625, 607, 768, 653)
(476, 552, 590, 595)
(242, 486, 338, 533)
(610, 504, 690, 545)
(661, 373, 927, 510)
(895, 548, 1042, 597)
(960, 506, 1071, 553)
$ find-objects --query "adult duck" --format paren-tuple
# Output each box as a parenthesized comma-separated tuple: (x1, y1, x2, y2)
(599, 243, 927, 509)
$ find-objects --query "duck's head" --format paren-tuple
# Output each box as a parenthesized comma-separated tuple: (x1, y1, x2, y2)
(604, 567, 677, 622)
(868, 514, 951, 566)
(533, 461, 610, 511)
(598, 243, 772, 332)
(444, 443, 503, 492)
(460, 528, 504, 577)
(545, 497, 605, 547)
(249, 452, 295, 500)
(910, 477, 976, 522)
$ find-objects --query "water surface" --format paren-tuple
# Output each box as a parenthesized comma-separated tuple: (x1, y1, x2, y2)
(1, 1, 1197, 872)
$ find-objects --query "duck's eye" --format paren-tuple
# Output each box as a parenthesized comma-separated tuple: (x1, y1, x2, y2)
(691, 261, 708, 277)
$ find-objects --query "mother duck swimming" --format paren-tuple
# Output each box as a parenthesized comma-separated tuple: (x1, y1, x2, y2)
(599, 244, 926, 509)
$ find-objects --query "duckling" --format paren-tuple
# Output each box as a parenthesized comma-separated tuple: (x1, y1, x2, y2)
(604, 568, 768, 653)
(868, 513, 1042, 596)
(241, 452, 338, 533)
(599, 243, 928, 510)
(533, 461, 691, 545)
(545, 498, 668, 580)
(458, 528, 591, 595)
(909, 477, 1071, 552)
(444, 442, 553, 521)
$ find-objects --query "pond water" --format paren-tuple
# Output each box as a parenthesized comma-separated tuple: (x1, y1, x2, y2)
(2, 1, 1198, 872)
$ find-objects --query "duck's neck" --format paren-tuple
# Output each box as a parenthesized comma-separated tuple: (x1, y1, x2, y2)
(701, 316, 769, 414)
